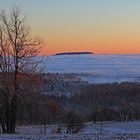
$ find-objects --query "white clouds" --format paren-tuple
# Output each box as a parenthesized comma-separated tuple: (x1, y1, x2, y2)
(46, 54, 140, 83)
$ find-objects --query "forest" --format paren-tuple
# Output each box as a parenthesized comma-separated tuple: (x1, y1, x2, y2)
(13, 82, 140, 133)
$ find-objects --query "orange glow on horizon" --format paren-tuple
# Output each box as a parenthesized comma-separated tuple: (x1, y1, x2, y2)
(2, 0, 140, 56)
(40, 38, 140, 56)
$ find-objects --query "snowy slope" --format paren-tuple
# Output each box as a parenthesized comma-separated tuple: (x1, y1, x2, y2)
(0, 121, 140, 140)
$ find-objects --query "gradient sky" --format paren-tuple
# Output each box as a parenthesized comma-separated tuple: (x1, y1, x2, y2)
(1, 0, 140, 55)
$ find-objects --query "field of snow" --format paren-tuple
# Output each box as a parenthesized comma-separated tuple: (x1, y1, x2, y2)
(45, 54, 140, 83)
(0, 121, 140, 140)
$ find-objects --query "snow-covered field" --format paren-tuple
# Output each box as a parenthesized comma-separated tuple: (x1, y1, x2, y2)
(46, 54, 140, 83)
(0, 121, 140, 140)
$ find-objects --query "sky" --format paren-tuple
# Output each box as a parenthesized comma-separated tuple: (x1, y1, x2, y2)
(1, 0, 140, 55)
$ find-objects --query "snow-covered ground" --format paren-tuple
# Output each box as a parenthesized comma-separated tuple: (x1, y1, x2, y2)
(45, 54, 140, 83)
(0, 121, 140, 140)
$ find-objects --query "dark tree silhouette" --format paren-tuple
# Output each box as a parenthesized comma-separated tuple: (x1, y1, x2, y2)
(0, 7, 43, 133)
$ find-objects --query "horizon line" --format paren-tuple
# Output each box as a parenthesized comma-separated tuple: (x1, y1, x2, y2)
(40, 52, 140, 56)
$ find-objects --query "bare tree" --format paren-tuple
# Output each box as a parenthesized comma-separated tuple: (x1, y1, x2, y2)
(0, 7, 43, 133)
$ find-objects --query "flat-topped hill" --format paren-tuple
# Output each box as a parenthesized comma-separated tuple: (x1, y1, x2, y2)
(55, 52, 94, 55)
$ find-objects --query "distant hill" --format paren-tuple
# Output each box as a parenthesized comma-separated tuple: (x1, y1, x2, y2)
(55, 52, 94, 55)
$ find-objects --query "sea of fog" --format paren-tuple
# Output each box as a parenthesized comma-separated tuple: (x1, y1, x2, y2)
(44, 54, 140, 83)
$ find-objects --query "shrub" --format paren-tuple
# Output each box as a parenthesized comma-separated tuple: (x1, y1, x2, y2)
(64, 111, 84, 133)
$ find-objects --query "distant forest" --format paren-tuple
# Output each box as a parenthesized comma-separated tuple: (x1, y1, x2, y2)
(16, 82, 140, 126)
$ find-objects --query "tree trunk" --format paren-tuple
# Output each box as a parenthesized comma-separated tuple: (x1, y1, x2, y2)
(10, 95, 17, 133)
(0, 111, 6, 133)
(0, 121, 6, 133)
(5, 99, 10, 133)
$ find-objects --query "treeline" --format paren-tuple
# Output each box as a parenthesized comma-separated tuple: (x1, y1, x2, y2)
(1, 78, 139, 133)
(71, 82, 140, 122)
(16, 82, 140, 127)
(16, 93, 84, 133)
